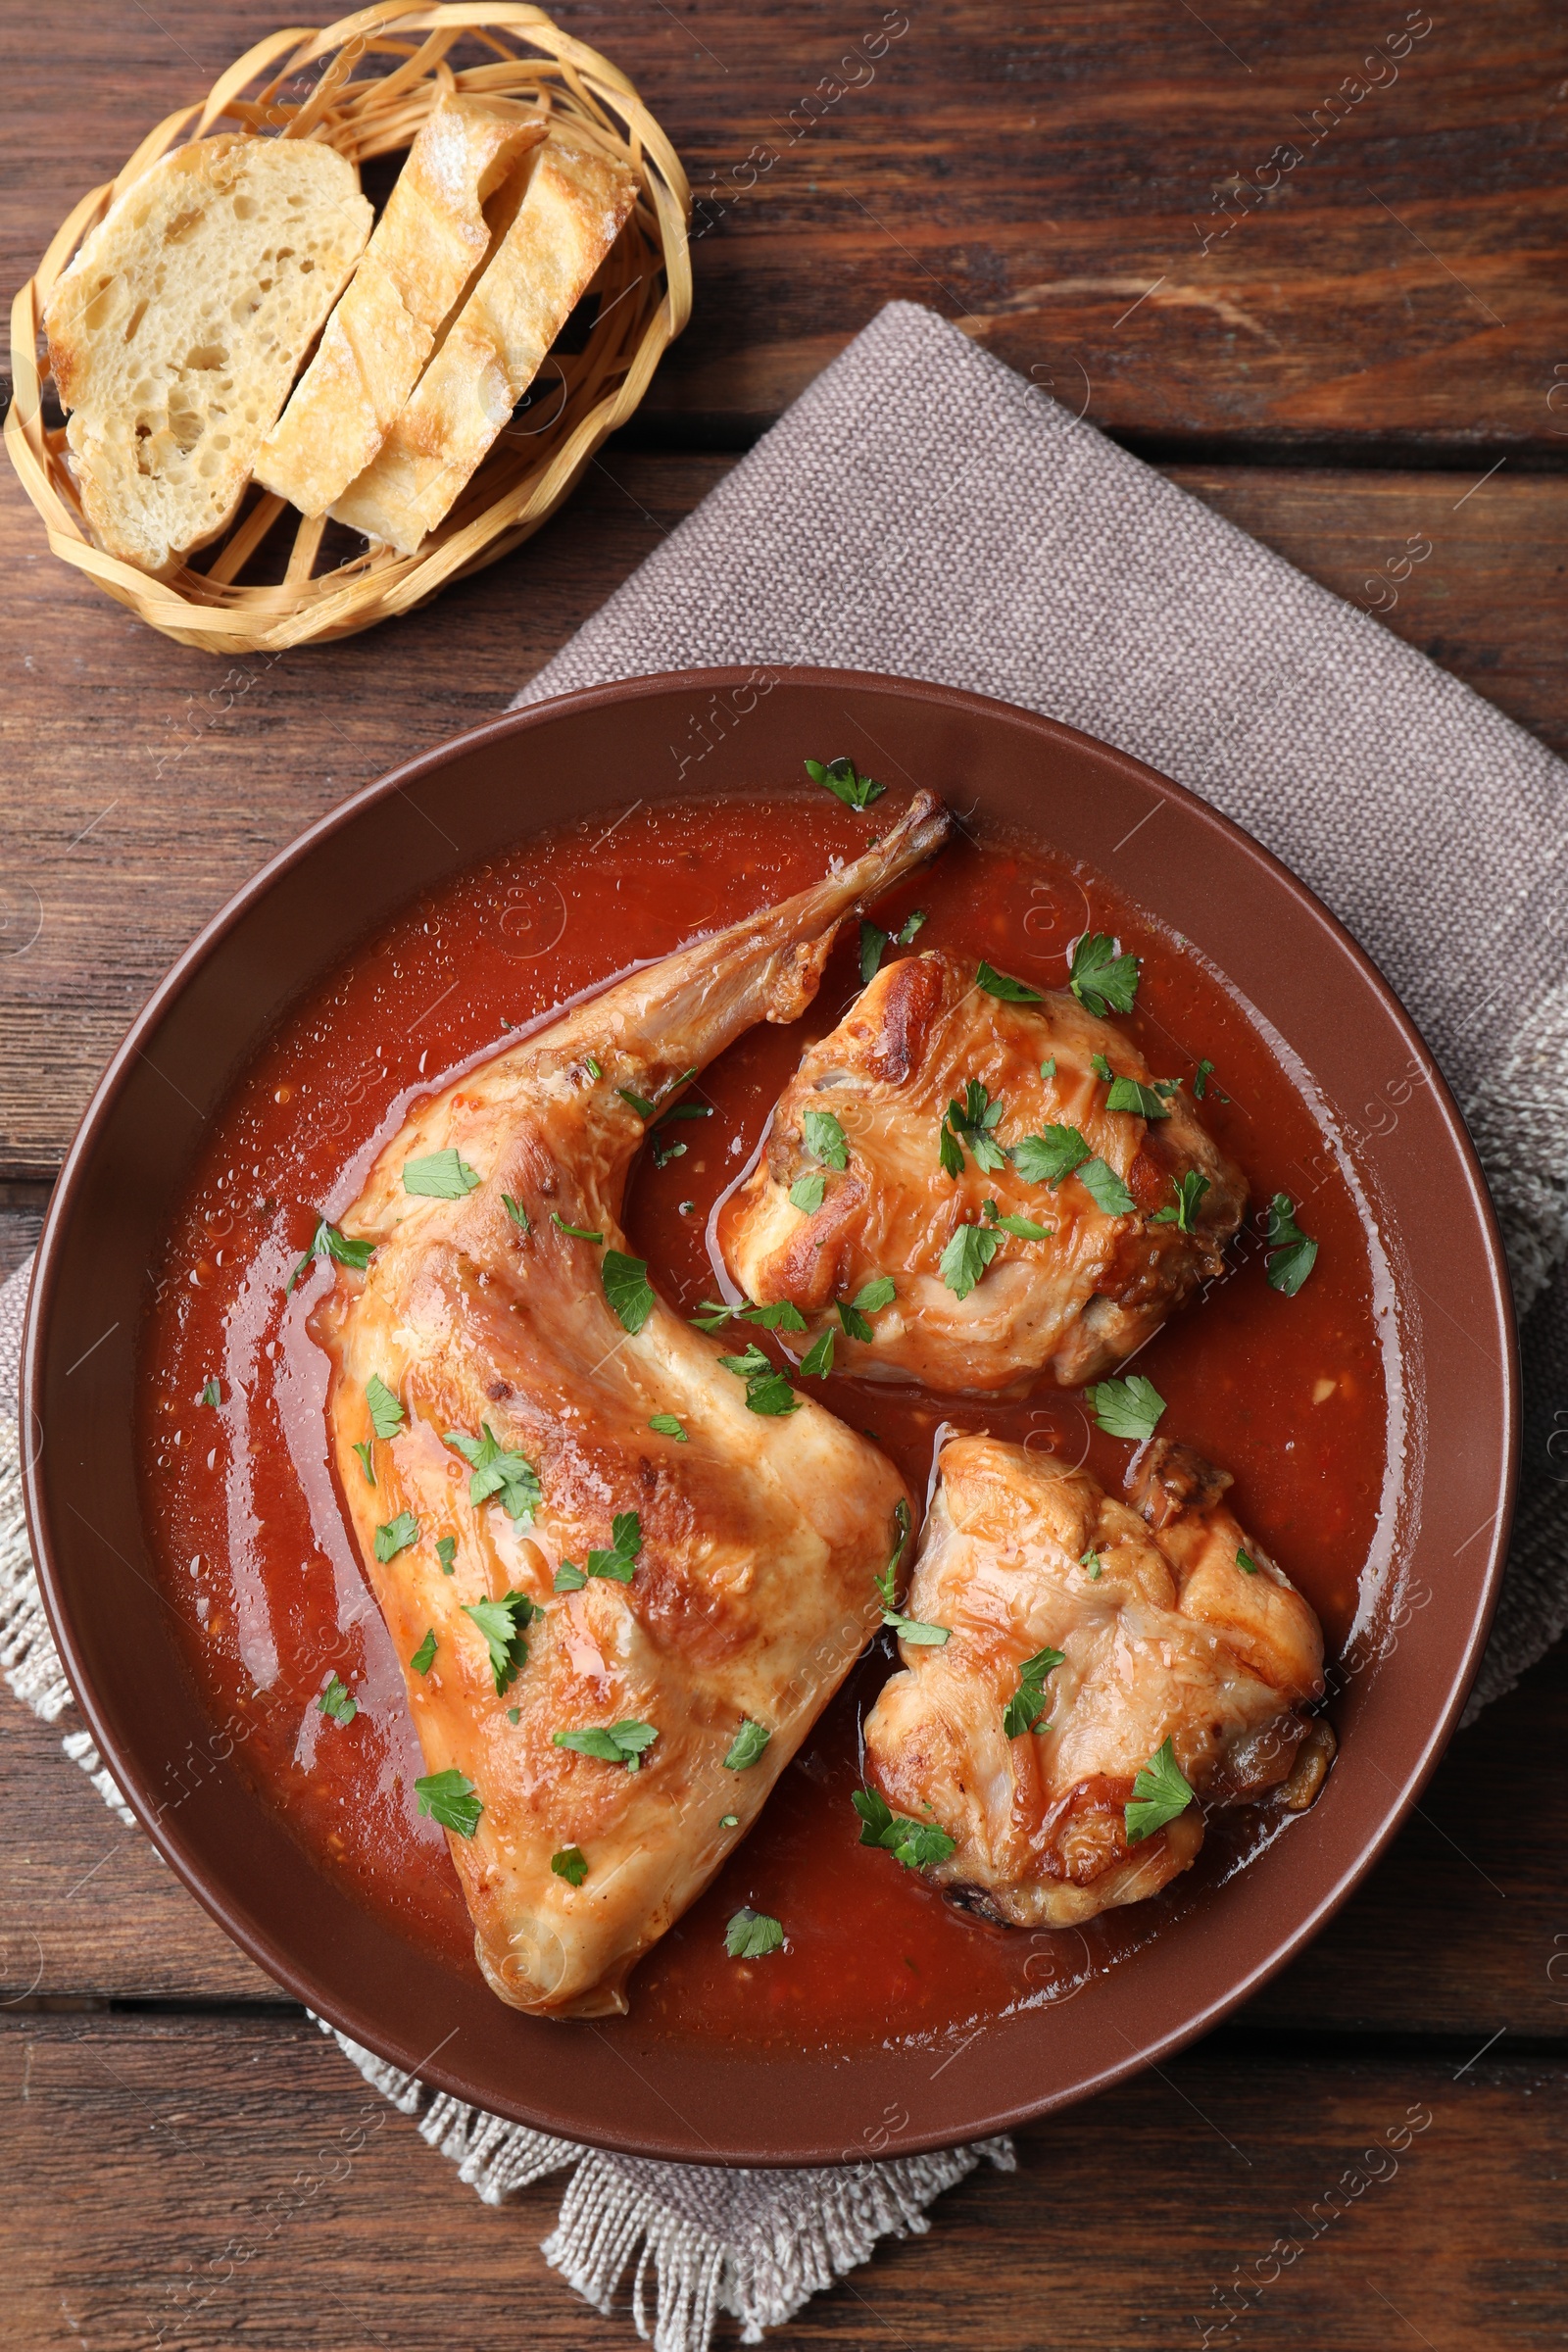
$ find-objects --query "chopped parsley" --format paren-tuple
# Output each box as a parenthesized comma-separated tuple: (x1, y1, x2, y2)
(1194, 1057, 1215, 1100)
(554, 1510, 642, 1592)
(806, 754, 884, 810)
(318, 1673, 357, 1725)
(285, 1215, 373, 1295)
(874, 1498, 948, 1645)
(199, 1378, 221, 1407)
(942, 1077, 1007, 1175)
(1091, 1053, 1114, 1082)
(718, 1342, 800, 1417)
(502, 1193, 530, 1233)
(442, 1424, 541, 1524)
(1237, 1547, 1260, 1576)
(652, 1134, 687, 1168)
(551, 1213, 605, 1243)
(416, 1767, 482, 1838)
(351, 1441, 375, 1486)
(1264, 1194, 1319, 1295)
(463, 1591, 535, 1694)
(583, 1055, 602, 1080)
(1105, 1075, 1171, 1121)
(837, 1275, 896, 1339)
(553, 1720, 659, 1772)
(692, 1297, 806, 1334)
(1011, 1124, 1091, 1186)
(853, 1787, 957, 1870)
(803, 1107, 849, 1169)
(619, 1085, 660, 1118)
(1085, 1375, 1166, 1442)
(1125, 1737, 1195, 1843)
(604, 1250, 657, 1334)
(1041, 1055, 1057, 1080)
(725, 1905, 786, 1958)
(719, 1812, 739, 1830)
(373, 1510, 419, 1562)
(402, 1149, 481, 1200)
(723, 1718, 771, 1771)
(938, 1220, 1001, 1299)
(552, 1845, 588, 1886)
(1151, 1169, 1211, 1232)
(410, 1630, 437, 1675)
(859, 908, 928, 982)
(365, 1373, 404, 1439)
(975, 959, 1043, 1004)
(1069, 933, 1140, 1017)
(981, 1198, 1051, 1240)
(1075, 1156, 1137, 1216)
(1081, 1546, 1103, 1580)
(436, 1536, 457, 1575)
(790, 1173, 826, 1214)
(507, 1705, 520, 1724)
(649, 1412, 688, 1441)
(1003, 1645, 1066, 1739)
(801, 1329, 835, 1378)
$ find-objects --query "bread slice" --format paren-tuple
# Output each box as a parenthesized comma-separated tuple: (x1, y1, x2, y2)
(44, 135, 371, 575)
(253, 95, 546, 518)
(330, 135, 637, 556)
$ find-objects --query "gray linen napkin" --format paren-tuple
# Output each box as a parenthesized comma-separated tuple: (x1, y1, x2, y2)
(6, 297, 1565, 2347)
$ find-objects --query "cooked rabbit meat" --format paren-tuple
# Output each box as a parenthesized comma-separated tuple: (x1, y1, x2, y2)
(718, 949, 1246, 1393)
(861, 1434, 1326, 1929)
(315, 792, 952, 2018)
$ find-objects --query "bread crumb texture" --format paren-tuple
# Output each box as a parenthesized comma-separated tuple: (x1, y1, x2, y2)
(45, 135, 371, 574)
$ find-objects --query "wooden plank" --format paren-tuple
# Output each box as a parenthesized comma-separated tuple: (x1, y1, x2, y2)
(5, 3, 1566, 455)
(4, 1619, 1564, 2035)
(3, 2010, 1558, 2348)
(3, 457, 1565, 1175)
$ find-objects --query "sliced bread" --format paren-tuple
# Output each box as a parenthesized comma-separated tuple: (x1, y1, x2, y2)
(252, 95, 547, 518)
(330, 135, 637, 556)
(45, 134, 371, 576)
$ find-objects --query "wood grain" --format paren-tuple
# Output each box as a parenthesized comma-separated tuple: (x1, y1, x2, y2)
(3, 458, 1564, 1175)
(4, 2010, 1558, 2349)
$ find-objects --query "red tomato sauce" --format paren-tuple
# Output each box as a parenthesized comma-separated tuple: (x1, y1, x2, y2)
(138, 792, 1398, 2052)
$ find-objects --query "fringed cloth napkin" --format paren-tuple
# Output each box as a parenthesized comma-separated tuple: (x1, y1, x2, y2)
(6, 298, 1567, 2346)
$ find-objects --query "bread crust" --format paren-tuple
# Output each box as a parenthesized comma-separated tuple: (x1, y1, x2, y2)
(330, 135, 636, 555)
(253, 95, 547, 517)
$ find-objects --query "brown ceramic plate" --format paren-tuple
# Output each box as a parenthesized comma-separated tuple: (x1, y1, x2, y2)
(22, 667, 1516, 2166)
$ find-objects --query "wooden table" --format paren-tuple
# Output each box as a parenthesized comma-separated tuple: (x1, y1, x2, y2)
(3, 5, 1563, 2343)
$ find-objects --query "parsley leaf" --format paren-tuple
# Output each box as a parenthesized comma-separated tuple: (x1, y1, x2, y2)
(374, 1510, 418, 1562)
(553, 1720, 660, 1771)
(351, 1442, 375, 1486)
(719, 1812, 739, 1829)
(803, 1107, 849, 1169)
(1041, 1055, 1057, 1080)
(805, 754, 884, 810)
(692, 1299, 740, 1332)
(618, 1085, 658, 1118)
(1076, 1156, 1137, 1216)
(976, 959, 1043, 1004)
(725, 1905, 786, 1958)
(1194, 1057, 1215, 1100)
(1011, 1124, 1091, 1186)
(723, 1718, 771, 1771)
(790, 1173, 825, 1213)
(852, 1787, 957, 1870)
(552, 1845, 588, 1886)
(442, 1424, 541, 1525)
(604, 1250, 657, 1334)
(199, 1378, 221, 1407)
(285, 1215, 373, 1295)
(402, 1149, 481, 1200)
(1150, 1169, 1211, 1232)
(938, 1220, 1001, 1299)
(801, 1329, 835, 1379)
(898, 909, 928, 946)
(1081, 1546, 1103, 1580)
(1003, 1645, 1066, 1739)
(464, 1590, 536, 1694)
(1264, 1193, 1319, 1295)
(552, 1213, 604, 1243)
(556, 1511, 643, 1592)
(938, 1119, 964, 1180)
(653, 1135, 687, 1169)
(1069, 933, 1140, 1016)
(365, 1373, 404, 1440)
(649, 1412, 688, 1441)
(318, 1673, 357, 1725)
(416, 1768, 482, 1838)
(873, 1498, 948, 1644)
(837, 1275, 895, 1341)
(747, 1300, 808, 1331)
(410, 1630, 437, 1675)
(1105, 1075, 1171, 1121)
(436, 1536, 456, 1575)
(1237, 1547, 1260, 1576)
(718, 1342, 800, 1417)
(1124, 1736, 1195, 1843)
(1085, 1375, 1166, 1442)
(943, 1078, 1008, 1174)
(859, 920, 889, 986)
(1091, 1054, 1114, 1083)
(502, 1193, 530, 1233)
(983, 1200, 1051, 1240)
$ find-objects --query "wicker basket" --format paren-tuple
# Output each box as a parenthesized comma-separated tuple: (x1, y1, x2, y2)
(3, 3, 691, 654)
